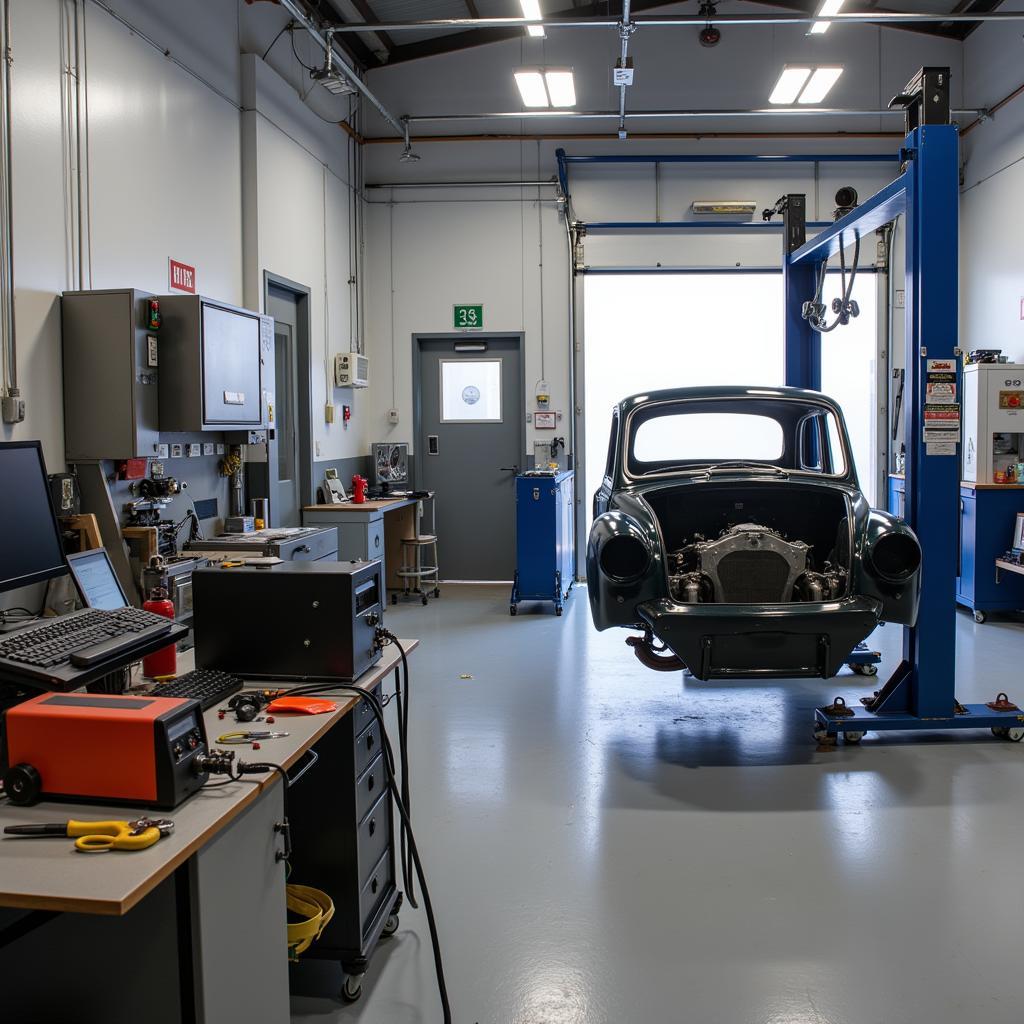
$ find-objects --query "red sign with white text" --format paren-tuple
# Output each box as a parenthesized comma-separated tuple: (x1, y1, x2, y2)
(168, 259, 196, 294)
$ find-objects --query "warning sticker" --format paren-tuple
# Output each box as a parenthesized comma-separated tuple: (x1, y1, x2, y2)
(924, 429, 961, 443)
(927, 372, 956, 383)
(924, 404, 961, 422)
(926, 441, 957, 456)
(927, 359, 957, 373)
(926, 382, 957, 401)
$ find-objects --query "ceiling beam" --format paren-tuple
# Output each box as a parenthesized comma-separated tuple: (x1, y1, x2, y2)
(381, 0, 679, 66)
(742, 0, 970, 39)
(348, 0, 398, 56)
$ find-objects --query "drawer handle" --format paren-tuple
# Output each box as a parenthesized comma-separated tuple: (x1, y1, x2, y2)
(368, 774, 375, 792)
(371, 877, 379, 895)
(366, 733, 375, 751)
(368, 818, 376, 837)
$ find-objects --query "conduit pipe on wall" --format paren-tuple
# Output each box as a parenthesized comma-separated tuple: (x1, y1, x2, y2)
(617, 1, 633, 138)
(0, 0, 17, 418)
(962, 80, 1024, 137)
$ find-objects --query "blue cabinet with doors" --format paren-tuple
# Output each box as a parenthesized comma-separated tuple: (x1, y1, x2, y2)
(890, 473, 1024, 622)
(510, 470, 574, 616)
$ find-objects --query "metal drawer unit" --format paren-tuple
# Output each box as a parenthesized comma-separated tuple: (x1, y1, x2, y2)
(186, 526, 337, 562)
(287, 680, 399, 995)
(510, 470, 575, 616)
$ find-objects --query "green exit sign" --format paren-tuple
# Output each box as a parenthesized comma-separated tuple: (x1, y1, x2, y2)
(454, 303, 483, 330)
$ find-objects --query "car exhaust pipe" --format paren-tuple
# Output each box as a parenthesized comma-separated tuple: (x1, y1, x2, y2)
(626, 633, 686, 672)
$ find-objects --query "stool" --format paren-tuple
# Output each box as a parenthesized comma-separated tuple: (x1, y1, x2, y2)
(394, 499, 440, 606)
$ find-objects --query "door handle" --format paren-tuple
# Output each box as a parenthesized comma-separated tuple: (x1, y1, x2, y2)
(499, 465, 520, 474)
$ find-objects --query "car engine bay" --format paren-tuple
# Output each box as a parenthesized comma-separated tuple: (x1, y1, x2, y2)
(667, 522, 848, 604)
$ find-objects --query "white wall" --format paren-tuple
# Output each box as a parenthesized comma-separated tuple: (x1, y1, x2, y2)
(361, 7, 963, 457)
(960, 25, 1024, 361)
(2, 0, 366, 471)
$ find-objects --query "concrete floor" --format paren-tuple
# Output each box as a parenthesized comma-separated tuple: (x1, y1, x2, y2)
(291, 585, 1024, 1024)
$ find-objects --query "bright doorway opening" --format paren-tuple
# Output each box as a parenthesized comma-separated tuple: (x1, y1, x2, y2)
(582, 272, 878, 522)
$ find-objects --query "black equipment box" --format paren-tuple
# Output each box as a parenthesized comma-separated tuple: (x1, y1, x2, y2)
(192, 560, 383, 681)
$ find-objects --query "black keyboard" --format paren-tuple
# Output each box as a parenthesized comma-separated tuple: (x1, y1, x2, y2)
(0, 608, 173, 670)
(150, 669, 244, 710)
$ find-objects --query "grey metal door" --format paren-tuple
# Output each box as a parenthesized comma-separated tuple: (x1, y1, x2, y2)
(265, 283, 306, 526)
(416, 336, 523, 580)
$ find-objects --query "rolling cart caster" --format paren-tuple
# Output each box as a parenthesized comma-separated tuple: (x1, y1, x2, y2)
(555, 605, 563, 616)
(974, 610, 987, 624)
(391, 593, 397, 606)
(991, 727, 1009, 738)
(382, 912, 400, 937)
(421, 593, 428, 606)
(433, 588, 441, 598)
(813, 726, 836, 745)
(2, 763, 42, 806)
(509, 605, 517, 616)
(341, 974, 363, 1003)
(1005, 727, 1024, 742)
(851, 663, 878, 677)
(844, 731, 865, 744)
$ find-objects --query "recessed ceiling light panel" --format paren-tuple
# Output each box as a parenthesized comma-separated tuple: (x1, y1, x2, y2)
(809, 0, 846, 34)
(798, 66, 844, 103)
(520, 0, 546, 37)
(514, 69, 549, 108)
(544, 69, 576, 107)
(769, 66, 811, 105)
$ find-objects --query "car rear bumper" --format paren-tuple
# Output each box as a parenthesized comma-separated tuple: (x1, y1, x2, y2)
(636, 596, 883, 680)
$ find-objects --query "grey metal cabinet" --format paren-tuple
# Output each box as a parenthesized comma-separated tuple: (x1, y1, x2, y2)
(62, 288, 160, 460)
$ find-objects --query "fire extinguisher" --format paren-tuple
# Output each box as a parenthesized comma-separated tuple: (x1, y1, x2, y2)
(142, 586, 177, 678)
(351, 475, 368, 504)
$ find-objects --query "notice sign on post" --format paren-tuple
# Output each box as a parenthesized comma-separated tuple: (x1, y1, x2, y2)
(168, 259, 197, 294)
(453, 304, 483, 330)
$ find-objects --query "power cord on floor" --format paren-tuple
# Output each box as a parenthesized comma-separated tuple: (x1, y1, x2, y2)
(260, 670, 451, 1024)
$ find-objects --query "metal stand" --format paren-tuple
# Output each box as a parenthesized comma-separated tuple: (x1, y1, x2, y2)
(394, 497, 440, 606)
(781, 67, 1022, 742)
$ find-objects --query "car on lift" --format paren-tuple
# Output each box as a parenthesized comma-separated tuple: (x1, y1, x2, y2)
(587, 386, 922, 681)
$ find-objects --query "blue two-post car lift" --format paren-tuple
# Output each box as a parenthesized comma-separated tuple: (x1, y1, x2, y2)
(780, 67, 1024, 743)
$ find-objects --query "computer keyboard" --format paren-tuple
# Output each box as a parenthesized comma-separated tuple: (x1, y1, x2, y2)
(0, 608, 173, 670)
(149, 668, 244, 710)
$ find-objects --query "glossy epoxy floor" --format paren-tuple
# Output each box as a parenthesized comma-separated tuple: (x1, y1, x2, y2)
(290, 586, 1024, 1024)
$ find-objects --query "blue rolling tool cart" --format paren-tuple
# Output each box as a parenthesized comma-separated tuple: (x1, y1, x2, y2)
(510, 470, 574, 616)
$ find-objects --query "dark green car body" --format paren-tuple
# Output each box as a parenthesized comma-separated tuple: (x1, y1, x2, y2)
(587, 387, 921, 680)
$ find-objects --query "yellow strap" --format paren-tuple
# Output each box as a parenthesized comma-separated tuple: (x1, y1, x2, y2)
(286, 884, 335, 957)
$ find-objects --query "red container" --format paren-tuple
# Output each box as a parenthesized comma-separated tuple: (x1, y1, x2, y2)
(142, 588, 177, 678)
(351, 475, 368, 504)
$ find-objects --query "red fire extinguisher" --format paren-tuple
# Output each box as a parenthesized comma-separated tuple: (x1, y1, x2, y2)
(142, 586, 177, 678)
(351, 475, 368, 504)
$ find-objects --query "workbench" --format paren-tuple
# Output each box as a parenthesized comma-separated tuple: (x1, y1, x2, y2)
(303, 495, 435, 592)
(0, 639, 418, 1023)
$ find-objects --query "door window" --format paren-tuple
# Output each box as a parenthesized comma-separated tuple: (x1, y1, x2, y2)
(440, 359, 502, 422)
(275, 326, 295, 484)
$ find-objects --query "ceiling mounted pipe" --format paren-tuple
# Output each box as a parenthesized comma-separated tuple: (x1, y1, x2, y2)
(277, 0, 405, 139)
(321, 11, 1024, 31)
(363, 130, 906, 144)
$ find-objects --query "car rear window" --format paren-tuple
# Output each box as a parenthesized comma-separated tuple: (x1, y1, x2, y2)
(632, 412, 785, 465)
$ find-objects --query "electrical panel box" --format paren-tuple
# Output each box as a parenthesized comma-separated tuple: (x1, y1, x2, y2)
(963, 363, 1024, 483)
(157, 295, 272, 432)
(62, 288, 161, 460)
(335, 352, 369, 389)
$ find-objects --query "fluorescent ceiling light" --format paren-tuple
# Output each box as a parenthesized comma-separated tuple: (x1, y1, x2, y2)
(544, 69, 576, 107)
(514, 69, 549, 108)
(514, 68, 577, 109)
(519, 0, 545, 37)
(809, 0, 845, 34)
(769, 66, 811, 105)
(798, 66, 843, 103)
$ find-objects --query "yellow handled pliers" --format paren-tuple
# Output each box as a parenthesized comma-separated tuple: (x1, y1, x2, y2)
(4, 817, 174, 853)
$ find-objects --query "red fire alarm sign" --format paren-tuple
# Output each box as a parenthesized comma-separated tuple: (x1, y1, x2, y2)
(168, 259, 196, 294)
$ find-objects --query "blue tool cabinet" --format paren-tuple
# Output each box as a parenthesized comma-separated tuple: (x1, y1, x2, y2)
(510, 470, 574, 616)
(889, 473, 1024, 622)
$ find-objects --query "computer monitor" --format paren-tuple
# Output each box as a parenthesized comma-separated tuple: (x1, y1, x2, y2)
(372, 442, 409, 492)
(66, 549, 129, 610)
(0, 441, 67, 593)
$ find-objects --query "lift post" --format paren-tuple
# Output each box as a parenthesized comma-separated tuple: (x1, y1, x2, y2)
(783, 68, 1023, 739)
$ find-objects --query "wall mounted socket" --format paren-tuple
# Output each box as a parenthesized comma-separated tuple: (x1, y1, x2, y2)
(388, 407, 400, 425)
(170, 444, 183, 458)
(203, 442, 214, 456)
(153, 443, 170, 459)
(187, 443, 201, 457)
(1, 394, 25, 423)
(325, 403, 335, 424)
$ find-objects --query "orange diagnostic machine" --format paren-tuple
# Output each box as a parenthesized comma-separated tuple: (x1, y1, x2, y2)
(2, 691, 210, 808)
